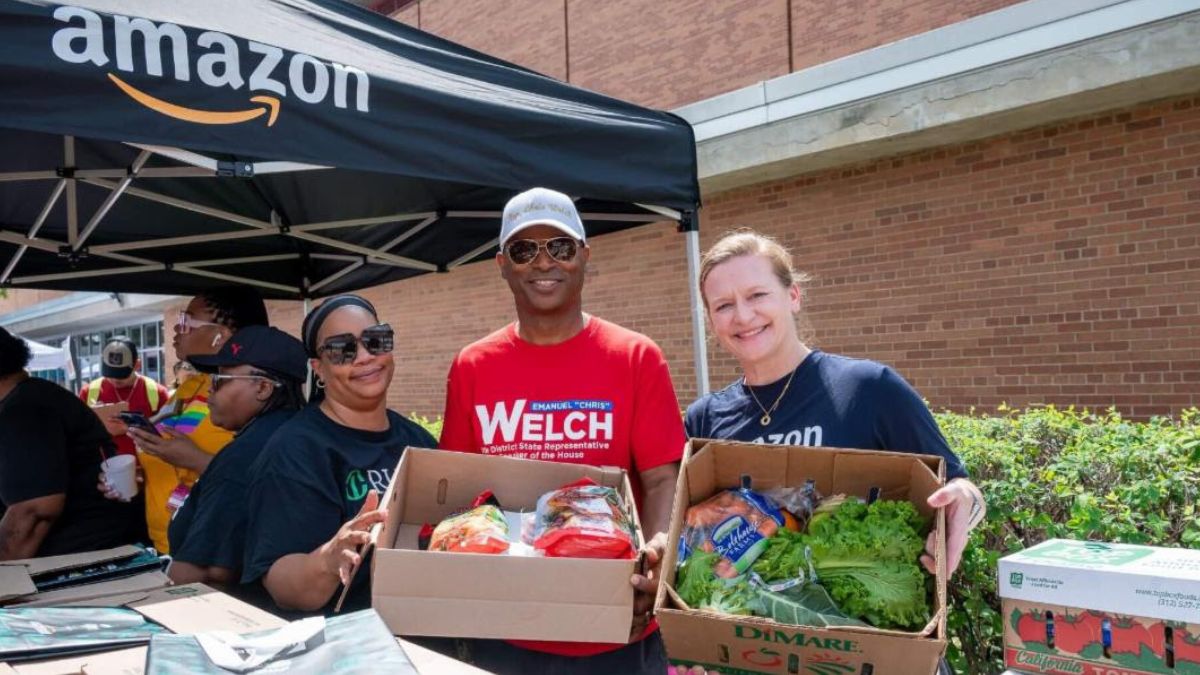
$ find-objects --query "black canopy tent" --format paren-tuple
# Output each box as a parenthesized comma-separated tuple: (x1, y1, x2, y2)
(0, 0, 711, 392)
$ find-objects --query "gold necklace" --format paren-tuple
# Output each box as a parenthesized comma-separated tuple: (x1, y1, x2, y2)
(745, 367, 797, 426)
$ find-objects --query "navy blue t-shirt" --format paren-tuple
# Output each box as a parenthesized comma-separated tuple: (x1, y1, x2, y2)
(685, 350, 967, 479)
(168, 408, 295, 572)
(241, 404, 437, 616)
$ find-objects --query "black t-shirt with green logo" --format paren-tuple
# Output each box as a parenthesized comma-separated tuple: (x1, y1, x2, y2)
(241, 404, 436, 616)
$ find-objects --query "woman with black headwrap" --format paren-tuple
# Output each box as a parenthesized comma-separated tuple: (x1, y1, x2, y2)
(241, 294, 435, 615)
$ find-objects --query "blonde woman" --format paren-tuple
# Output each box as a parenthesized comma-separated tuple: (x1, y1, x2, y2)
(682, 230, 981, 675)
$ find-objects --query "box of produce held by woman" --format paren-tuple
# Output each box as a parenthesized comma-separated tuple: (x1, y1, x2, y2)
(999, 539, 1200, 675)
(654, 439, 948, 675)
(367, 447, 644, 643)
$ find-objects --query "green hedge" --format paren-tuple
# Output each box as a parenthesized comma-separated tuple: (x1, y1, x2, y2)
(409, 406, 1200, 674)
(938, 405, 1200, 674)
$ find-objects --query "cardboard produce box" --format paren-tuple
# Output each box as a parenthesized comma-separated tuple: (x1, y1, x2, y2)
(999, 539, 1200, 675)
(654, 439, 948, 675)
(370, 447, 644, 643)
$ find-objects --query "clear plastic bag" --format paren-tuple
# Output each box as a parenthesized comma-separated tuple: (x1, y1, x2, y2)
(763, 479, 821, 530)
(529, 478, 636, 559)
(427, 491, 510, 554)
(679, 476, 787, 578)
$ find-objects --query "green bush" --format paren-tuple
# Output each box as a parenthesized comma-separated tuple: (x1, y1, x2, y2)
(409, 412, 442, 442)
(406, 405, 1200, 674)
(938, 405, 1200, 674)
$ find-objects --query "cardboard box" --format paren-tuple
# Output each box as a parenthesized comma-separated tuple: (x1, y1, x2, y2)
(370, 447, 644, 643)
(999, 539, 1200, 675)
(3, 585, 493, 675)
(654, 439, 948, 675)
(3, 583, 285, 675)
(0, 546, 167, 607)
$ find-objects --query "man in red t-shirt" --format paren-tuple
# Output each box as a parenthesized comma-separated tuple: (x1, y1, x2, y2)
(79, 338, 168, 457)
(440, 187, 684, 673)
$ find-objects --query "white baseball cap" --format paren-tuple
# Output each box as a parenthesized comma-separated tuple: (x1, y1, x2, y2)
(500, 188, 586, 247)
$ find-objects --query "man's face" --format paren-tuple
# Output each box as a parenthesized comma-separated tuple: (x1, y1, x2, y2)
(496, 224, 589, 316)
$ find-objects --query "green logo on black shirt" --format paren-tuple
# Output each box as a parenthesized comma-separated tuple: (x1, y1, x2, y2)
(344, 470, 369, 501)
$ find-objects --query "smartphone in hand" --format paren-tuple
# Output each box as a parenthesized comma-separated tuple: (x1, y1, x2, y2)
(117, 411, 162, 437)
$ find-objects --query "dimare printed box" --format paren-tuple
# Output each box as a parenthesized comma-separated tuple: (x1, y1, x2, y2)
(1000, 539, 1200, 675)
(654, 439, 949, 675)
(369, 447, 645, 643)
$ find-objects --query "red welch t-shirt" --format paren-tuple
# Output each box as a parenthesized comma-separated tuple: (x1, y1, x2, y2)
(440, 317, 686, 657)
(78, 376, 168, 457)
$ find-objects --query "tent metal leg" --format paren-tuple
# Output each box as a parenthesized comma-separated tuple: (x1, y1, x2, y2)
(302, 297, 313, 398)
(64, 136, 78, 246)
(684, 212, 709, 398)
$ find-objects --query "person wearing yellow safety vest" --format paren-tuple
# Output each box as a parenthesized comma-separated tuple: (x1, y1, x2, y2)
(79, 337, 168, 459)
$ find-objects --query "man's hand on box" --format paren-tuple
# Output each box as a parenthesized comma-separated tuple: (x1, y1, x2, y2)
(922, 477, 985, 576)
(320, 489, 386, 586)
(628, 530, 667, 641)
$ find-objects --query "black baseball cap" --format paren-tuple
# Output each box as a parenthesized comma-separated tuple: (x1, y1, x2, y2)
(189, 325, 307, 382)
(101, 338, 138, 379)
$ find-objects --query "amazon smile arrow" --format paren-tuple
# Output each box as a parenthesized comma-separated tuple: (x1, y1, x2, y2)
(109, 73, 281, 127)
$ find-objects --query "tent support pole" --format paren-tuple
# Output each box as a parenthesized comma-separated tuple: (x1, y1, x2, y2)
(682, 210, 709, 398)
(64, 136, 78, 246)
(303, 297, 313, 399)
(1, 178, 67, 284)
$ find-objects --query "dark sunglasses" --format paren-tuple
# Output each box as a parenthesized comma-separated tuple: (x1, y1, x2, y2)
(317, 324, 394, 365)
(503, 237, 580, 265)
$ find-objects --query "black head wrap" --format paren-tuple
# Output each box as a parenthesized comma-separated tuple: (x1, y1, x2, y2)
(301, 295, 379, 357)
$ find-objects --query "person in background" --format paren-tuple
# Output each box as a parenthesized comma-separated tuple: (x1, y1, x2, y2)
(167, 326, 307, 591)
(681, 229, 985, 675)
(242, 295, 435, 616)
(79, 337, 168, 457)
(0, 327, 142, 559)
(107, 286, 269, 553)
(168, 360, 197, 398)
(439, 188, 684, 673)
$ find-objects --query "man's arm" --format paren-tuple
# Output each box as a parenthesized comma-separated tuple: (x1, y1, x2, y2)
(0, 494, 64, 560)
(437, 357, 476, 451)
(637, 462, 679, 539)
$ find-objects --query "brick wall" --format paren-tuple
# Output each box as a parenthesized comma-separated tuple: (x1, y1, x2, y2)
(789, 0, 1023, 70)
(698, 95, 1200, 418)
(391, 0, 1025, 109)
(157, 93, 1194, 420)
(0, 289, 67, 315)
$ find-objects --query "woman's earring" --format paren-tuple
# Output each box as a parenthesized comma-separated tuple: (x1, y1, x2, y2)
(315, 378, 325, 389)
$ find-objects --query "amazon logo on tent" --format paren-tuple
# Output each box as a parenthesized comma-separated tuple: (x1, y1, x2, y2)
(50, 5, 370, 127)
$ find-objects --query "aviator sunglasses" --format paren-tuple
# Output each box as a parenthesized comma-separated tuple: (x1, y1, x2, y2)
(317, 324, 395, 365)
(503, 237, 580, 265)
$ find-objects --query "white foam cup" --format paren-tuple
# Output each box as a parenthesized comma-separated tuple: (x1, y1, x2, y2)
(101, 454, 138, 501)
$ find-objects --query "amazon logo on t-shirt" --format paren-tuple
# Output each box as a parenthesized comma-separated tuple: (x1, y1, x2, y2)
(752, 426, 823, 447)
